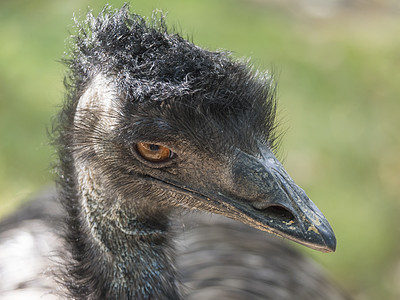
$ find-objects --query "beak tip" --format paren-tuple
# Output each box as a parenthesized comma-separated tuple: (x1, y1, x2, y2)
(319, 226, 337, 253)
(325, 234, 337, 253)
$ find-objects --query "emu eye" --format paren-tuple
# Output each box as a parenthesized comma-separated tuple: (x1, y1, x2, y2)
(136, 142, 174, 163)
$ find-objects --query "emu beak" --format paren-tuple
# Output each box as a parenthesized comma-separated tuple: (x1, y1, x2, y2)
(228, 148, 336, 253)
(150, 147, 336, 252)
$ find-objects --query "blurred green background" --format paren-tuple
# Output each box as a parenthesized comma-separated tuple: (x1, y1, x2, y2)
(0, 0, 399, 299)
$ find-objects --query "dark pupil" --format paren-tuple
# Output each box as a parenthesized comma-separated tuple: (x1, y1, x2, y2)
(149, 144, 160, 151)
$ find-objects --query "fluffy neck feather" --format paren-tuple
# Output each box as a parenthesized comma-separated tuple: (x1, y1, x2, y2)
(60, 156, 181, 299)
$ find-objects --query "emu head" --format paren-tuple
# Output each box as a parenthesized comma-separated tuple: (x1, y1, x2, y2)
(63, 8, 336, 252)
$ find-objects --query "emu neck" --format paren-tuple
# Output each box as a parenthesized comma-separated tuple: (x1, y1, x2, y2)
(65, 164, 181, 299)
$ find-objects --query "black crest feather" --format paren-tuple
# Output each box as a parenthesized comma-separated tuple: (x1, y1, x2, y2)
(61, 4, 279, 156)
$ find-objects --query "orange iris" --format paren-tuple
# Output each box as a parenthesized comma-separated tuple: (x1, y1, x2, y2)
(136, 142, 172, 162)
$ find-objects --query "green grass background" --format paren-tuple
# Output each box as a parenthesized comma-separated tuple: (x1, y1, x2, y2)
(0, 0, 399, 299)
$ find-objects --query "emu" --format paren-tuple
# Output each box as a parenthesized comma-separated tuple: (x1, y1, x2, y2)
(0, 6, 348, 300)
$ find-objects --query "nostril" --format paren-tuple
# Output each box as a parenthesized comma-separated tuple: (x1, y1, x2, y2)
(257, 205, 296, 224)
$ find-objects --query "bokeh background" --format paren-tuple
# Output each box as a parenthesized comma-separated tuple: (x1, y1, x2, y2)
(0, 0, 399, 299)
